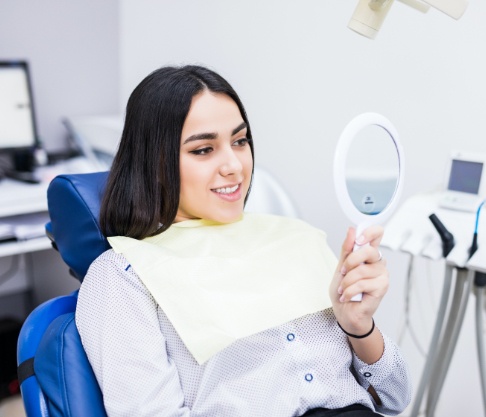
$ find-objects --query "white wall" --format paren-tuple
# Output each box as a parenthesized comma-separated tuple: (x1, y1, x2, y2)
(119, 1, 486, 416)
(0, 0, 120, 151)
(119, 0, 486, 251)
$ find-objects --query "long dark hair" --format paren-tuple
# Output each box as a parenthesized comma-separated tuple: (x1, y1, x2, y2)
(100, 65, 254, 239)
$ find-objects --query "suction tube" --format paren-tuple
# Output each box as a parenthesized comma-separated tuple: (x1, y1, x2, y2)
(469, 200, 484, 260)
(429, 213, 455, 257)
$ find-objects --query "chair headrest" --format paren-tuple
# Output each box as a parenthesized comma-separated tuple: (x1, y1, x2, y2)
(47, 172, 110, 282)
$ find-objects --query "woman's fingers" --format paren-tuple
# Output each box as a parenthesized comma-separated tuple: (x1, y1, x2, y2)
(339, 262, 389, 302)
(341, 244, 385, 274)
(338, 227, 356, 267)
(354, 224, 384, 249)
(334, 225, 388, 303)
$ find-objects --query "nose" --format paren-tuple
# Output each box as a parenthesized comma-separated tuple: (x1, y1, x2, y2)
(219, 146, 243, 177)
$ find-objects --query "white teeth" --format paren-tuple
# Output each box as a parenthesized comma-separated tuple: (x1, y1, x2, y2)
(214, 185, 238, 194)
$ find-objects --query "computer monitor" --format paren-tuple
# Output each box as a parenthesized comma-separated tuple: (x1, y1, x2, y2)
(0, 60, 39, 149)
(439, 150, 486, 212)
(0, 61, 40, 177)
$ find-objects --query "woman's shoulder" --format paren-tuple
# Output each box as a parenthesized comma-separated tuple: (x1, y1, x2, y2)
(82, 248, 151, 297)
(84, 249, 135, 282)
(91, 248, 130, 269)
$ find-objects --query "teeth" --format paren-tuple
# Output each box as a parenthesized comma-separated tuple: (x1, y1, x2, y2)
(214, 185, 238, 194)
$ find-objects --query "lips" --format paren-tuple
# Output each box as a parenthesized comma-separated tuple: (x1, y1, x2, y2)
(211, 183, 242, 202)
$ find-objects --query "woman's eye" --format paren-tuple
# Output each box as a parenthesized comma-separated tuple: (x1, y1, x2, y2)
(233, 138, 251, 147)
(190, 147, 213, 156)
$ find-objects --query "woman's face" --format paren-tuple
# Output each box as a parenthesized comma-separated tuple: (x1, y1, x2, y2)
(176, 90, 253, 223)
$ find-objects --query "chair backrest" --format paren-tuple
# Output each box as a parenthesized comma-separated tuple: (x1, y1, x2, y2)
(17, 294, 76, 417)
(17, 292, 107, 417)
(18, 172, 110, 416)
(17, 167, 298, 416)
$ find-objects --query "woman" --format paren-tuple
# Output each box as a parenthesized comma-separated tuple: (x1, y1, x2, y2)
(76, 65, 411, 417)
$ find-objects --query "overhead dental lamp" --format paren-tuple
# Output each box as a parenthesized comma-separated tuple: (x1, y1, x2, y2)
(349, 0, 469, 39)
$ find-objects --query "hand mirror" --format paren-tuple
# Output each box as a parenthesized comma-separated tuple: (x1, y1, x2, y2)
(334, 112, 404, 301)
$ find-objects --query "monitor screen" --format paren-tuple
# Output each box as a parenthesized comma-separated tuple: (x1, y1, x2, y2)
(0, 61, 38, 150)
(448, 159, 483, 194)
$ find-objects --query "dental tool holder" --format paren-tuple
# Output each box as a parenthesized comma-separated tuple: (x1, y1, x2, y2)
(381, 192, 486, 417)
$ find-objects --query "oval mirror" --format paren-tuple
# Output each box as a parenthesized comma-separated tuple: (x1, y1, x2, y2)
(334, 112, 404, 300)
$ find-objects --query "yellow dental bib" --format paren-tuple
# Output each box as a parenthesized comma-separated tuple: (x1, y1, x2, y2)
(108, 213, 336, 364)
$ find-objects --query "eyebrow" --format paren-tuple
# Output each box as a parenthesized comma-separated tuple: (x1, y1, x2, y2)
(183, 122, 247, 144)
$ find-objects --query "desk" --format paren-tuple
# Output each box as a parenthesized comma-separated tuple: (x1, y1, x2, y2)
(0, 175, 86, 324)
(0, 179, 52, 320)
(0, 179, 51, 257)
(0, 157, 102, 315)
(0, 179, 49, 217)
(0, 156, 99, 257)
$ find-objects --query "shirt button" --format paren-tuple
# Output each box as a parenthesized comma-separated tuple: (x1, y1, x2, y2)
(364, 372, 372, 378)
(305, 373, 313, 382)
(287, 333, 295, 341)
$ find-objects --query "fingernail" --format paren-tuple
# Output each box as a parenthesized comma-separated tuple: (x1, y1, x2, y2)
(339, 295, 345, 303)
(355, 235, 365, 245)
(337, 286, 343, 295)
(340, 266, 346, 275)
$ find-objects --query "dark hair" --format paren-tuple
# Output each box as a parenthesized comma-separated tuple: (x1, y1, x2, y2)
(100, 65, 254, 239)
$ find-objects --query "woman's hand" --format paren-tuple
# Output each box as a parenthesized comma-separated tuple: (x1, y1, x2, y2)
(329, 225, 389, 363)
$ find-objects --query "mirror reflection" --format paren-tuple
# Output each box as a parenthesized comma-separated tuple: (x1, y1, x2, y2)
(345, 124, 399, 216)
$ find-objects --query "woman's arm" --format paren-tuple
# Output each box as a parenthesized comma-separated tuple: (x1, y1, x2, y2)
(351, 331, 412, 415)
(329, 226, 412, 413)
(329, 226, 389, 363)
(76, 251, 191, 417)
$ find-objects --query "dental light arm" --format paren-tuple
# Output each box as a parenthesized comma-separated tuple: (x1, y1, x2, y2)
(398, 0, 431, 12)
(349, 0, 468, 39)
(421, 0, 468, 19)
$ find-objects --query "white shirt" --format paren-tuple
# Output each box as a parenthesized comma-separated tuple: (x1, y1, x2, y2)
(76, 250, 411, 417)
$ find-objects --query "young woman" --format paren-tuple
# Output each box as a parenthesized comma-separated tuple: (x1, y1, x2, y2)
(76, 65, 411, 417)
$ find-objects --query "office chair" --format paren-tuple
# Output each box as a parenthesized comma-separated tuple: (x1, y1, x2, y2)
(16, 168, 298, 417)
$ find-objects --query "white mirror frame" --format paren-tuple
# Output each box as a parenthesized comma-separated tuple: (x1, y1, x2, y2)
(334, 112, 405, 237)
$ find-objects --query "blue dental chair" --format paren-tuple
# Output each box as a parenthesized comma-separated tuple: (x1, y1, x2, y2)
(17, 171, 110, 417)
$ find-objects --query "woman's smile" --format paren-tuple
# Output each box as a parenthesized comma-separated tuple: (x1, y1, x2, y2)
(211, 183, 242, 201)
